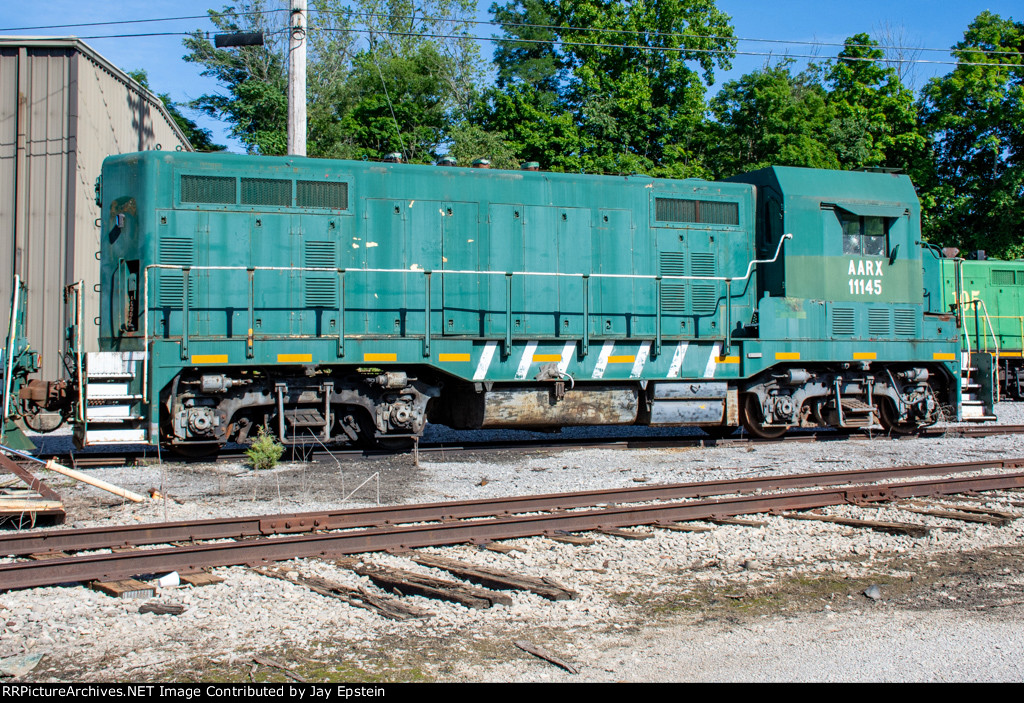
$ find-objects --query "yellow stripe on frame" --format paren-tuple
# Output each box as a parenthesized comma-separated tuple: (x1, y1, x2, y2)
(607, 355, 635, 364)
(191, 354, 228, 364)
(999, 351, 1023, 357)
(775, 352, 801, 360)
(532, 354, 562, 363)
(439, 353, 471, 362)
(277, 353, 313, 363)
(364, 353, 398, 362)
(853, 352, 877, 360)
(933, 352, 956, 361)
(716, 355, 740, 364)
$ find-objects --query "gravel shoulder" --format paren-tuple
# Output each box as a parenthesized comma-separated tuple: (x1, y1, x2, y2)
(3, 406, 1024, 682)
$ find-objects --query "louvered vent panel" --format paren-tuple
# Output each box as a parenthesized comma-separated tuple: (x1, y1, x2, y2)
(661, 284, 686, 313)
(305, 278, 338, 307)
(241, 178, 291, 206)
(692, 284, 718, 314)
(297, 180, 349, 210)
(992, 270, 1015, 285)
(1017, 271, 1024, 285)
(181, 175, 235, 204)
(699, 201, 740, 225)
(158, 238, 195, 307)
(655, 198, 697, 223)
(654, 198, 738, 225)
(868, 308, 891, 337)
(305, 241, 338, 268)
(832, 308, 855, 336)
(659, 252, 687, 276)
(894, 309, 917, 336)
(691, 253, 716, 277)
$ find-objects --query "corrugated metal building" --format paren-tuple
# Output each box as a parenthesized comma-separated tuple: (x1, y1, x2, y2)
(0, 37, 193, 380)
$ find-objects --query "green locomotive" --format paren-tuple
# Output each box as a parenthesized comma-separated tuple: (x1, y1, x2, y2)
(940, 257, 1024, 401)
(7, 152, 975, 452)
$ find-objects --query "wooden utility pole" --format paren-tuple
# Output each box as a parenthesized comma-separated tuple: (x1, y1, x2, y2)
(288, 0, 308, 157)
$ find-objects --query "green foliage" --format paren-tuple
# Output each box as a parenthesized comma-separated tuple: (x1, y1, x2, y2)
(183, 2, 288, 155)
(246, 426, 284, 471)
(706, 62, 838, 178)
(127, 70, 224, 152)
(917, 11, 1024, 258)
(477, 0, 735, 174)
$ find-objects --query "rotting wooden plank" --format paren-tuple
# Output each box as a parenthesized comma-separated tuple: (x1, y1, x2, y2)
(549, 534, 595, 546)
(91, 579, 155, 599)
(895, 504, 1009, 526)
(596, 527, 652, 540)
(179, 572, 224, 588)
(711, 517, 768, 527)
(411, 554, 578, 601)
(482, 542, 526, 554)
(345, 562, 513, 608)
(655, 523, 715, 533)
(253, 566, 429, 620)
(28, 551, 69, 560)
(783, 512, 932, 537)
(514, 640, 579, 674)
(0, 499, 63, 512)
(899, 499, 1019, 521)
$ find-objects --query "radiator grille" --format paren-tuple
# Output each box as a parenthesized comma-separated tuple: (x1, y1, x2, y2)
(992, 269, 1015, 285)
(158, 238, 195, 307)
(181, 175, 235, 204)
(305, 278, 338, 307)
(690, 253, 716, 277)
(655, 198, 739, 225)
(297, 180, 349, 210)
(659, 252, 686, 276)
(894, 309, 917, 336)
(691, 284, 718, 314)
(305, 241, 338, 268)
(241, 178, 291, 206)
(868, 308, 891, 337)
(832, 308, 855, 336)
(661, 284, 686, 313)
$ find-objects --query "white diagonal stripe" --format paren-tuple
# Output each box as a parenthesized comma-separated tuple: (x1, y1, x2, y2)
(703, 342, 722, 378)
(630, 342, 651, 379)
(667, 341, 688, 378)
(515, 341, 538, 380)
(592, 341, 615, 379)
(473, 341, 498, 381)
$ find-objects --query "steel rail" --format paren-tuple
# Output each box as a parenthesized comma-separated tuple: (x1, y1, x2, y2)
(2, 469, 1023, 591)
(4, 457, 1024, 557)
(25, 423, 1024, 471)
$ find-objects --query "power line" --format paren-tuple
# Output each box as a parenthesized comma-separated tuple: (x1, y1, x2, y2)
(4, 9, 1022, 61)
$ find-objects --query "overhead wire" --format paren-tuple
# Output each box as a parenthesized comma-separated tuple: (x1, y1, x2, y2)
(3, 11, 1021, 69)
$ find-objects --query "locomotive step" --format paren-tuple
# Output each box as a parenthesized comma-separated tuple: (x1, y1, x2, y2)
(284, 409, 328, 428)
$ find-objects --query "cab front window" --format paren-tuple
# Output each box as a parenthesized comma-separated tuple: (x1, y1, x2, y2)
(840, 212, 888, 256)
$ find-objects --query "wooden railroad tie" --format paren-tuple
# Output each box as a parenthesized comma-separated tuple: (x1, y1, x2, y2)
(253, 565, 430, 621)
(656, 522, 715, 533)
(783, 512, 932, 538)
(596, 527, 652, 540)
(549, 533, 595, 546)
(91, 579, 156, 599)
(411, 554, 578, 601)
(343, 562, 513, 609)
(895, 501, 1012, 526)
(710, 517, 768, 527)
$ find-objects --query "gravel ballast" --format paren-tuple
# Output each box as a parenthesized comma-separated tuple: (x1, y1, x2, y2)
(2, 405, 1024, 682)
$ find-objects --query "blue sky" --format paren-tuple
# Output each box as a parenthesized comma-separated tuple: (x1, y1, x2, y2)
(1, 1, 1019, 152)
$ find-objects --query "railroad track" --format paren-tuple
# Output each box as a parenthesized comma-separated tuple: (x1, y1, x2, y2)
(30, 423, 1024, 470)
(3, 456, 1024, 592)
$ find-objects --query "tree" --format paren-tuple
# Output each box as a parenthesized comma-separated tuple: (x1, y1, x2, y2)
(477, 0, 735, 175)
(706, 62, 837, 178)
(918, 12, 1024, 258)
(824, 34, 925, 171)
(184, 1, 482, 161)
(127, 70, 225, 152)
(183, 2, 288, 155)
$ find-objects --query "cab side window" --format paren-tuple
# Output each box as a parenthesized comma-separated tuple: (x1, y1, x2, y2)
(840, 213, 888, 256)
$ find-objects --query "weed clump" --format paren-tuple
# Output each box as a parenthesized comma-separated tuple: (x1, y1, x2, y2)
(246, 426, 284, 471)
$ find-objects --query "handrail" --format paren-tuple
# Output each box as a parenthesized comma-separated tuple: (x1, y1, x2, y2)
(3, 274, 21, 423)
(138, 233, 792, 384)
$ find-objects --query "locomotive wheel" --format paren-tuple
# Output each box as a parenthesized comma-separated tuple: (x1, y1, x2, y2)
(740, 394, 789, 439)
(876, 399, 921, 436)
